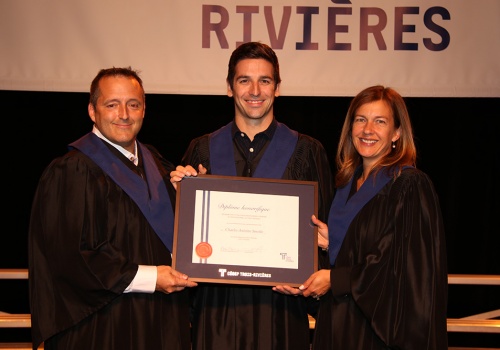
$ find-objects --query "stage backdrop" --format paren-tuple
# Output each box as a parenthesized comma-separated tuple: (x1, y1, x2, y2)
(1, 0, 499, 97)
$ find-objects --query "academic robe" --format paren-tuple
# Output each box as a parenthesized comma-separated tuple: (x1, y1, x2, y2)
(181, 121, 334, 350)
(312, 168, 448, 349)
(28, 135, 192, 350)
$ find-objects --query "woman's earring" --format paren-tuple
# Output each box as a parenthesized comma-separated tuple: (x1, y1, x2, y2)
(392, 141, 396, 149)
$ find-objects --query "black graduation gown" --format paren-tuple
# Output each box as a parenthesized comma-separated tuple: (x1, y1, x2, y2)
(182, 130, 334, 350)
(312, 168, 448, 349)
(28, 143, 192, 350)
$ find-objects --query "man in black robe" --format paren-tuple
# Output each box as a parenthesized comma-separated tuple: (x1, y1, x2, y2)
(170, 42, 334, 350)
(28, 67, 197, 350)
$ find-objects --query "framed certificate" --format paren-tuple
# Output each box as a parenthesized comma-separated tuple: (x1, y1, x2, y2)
(172, 174, 318, 287)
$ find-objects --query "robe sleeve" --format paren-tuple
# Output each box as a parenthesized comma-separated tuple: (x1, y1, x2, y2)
(181, 134, 211, 172)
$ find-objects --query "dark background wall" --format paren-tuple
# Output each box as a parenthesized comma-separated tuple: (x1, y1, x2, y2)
(1, 90, 499, 346)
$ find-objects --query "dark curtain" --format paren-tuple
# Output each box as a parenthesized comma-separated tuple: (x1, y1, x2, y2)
(1, 91, 498, 347)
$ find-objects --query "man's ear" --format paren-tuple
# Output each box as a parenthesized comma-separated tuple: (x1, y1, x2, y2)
(88, 103, 96, 122)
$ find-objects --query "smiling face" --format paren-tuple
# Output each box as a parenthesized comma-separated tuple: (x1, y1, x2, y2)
(352, 99, 400, 171)
(88, 75, 145, 153)
(228, 58, 280, 127)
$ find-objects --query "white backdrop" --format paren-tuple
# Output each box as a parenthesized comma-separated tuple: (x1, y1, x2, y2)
(1, 0, 499, 97)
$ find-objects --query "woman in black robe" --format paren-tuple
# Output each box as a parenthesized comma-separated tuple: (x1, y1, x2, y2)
(276, 85, 448, 349)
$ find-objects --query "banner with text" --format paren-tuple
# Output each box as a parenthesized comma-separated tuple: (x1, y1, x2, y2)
(1, 0, 499, 97)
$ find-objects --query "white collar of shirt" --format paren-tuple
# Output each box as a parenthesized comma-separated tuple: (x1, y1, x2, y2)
(92, 125, 138, 165)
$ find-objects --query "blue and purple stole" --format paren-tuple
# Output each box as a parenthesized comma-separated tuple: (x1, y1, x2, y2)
(69, 132, 174, 251)
(209, 121, 298, 178)
(327, 167, 398, 265)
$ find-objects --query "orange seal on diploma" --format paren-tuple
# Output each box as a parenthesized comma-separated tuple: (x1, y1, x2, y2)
(195, 242, 213, 259)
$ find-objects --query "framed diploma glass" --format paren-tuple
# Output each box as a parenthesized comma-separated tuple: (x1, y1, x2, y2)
(172, 174, 318, 287)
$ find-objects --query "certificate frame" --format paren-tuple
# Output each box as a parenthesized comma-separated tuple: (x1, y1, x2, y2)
(172, 174, 318, 287)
